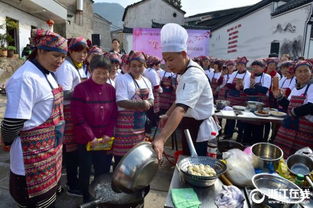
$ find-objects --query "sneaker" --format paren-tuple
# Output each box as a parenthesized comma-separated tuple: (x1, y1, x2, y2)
(66, 187, 83, 197)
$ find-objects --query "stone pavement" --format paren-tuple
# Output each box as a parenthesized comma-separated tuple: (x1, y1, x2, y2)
(0, 94, 177, 208)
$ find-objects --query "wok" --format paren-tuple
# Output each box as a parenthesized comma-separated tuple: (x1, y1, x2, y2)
(177, 129, 227, 187)
(80, 174, 147, 208)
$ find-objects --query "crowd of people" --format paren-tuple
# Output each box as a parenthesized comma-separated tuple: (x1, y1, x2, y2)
(0, 23, 312, 208)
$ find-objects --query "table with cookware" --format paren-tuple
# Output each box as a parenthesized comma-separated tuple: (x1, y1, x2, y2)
(164, 129, 313, 208)
(164, 155, 250, 208)
(214, 100, 286, 123)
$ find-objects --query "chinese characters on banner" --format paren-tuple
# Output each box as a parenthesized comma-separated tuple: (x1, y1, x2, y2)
(132, 28, 210, 59)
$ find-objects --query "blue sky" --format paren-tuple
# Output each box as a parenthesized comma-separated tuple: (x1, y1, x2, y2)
(94, 0, 262, 16)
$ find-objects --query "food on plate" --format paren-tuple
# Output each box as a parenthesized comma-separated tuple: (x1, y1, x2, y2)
(187, 164, 216, 177)
(257, 110, 269, 114)
(270, 111, 287, 117)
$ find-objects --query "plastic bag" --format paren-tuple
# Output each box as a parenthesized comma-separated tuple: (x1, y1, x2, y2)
(223, 149, 255, 187)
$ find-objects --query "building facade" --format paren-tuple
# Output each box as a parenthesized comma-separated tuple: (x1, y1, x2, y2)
(0, 0, 67, 55)
(93, 13, 112, 51)
(195, 0, 313, 60)
(122, 0, 186, 52)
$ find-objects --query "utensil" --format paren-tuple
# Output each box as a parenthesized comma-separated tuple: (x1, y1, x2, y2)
(251, 142, 283, 170)
(286, 154, 313, 188)
(80, 174, 146, 208)
(177, 129, 227, 187)
(111, 142, 159, 193)
(252, 173, 305, 204)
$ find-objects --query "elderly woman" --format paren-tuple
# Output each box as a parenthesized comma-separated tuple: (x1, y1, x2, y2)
(71, 55, 117, 203)
(54, 37, 89, 196)
(113, 51, 154, 164)
(0, 29, 67, 208)
(273, 60, 313, 157)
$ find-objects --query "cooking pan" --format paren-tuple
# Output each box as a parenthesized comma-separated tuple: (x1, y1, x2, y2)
(177, 129, 227, 187)
(286, 154, 313, 188)
(80, 174, 147, 208)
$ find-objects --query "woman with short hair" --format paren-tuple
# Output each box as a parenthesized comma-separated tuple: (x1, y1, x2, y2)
(71, 55, 117, 203)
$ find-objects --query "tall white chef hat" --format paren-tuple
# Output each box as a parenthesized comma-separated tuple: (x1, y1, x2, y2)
(161, 23, 188, 53)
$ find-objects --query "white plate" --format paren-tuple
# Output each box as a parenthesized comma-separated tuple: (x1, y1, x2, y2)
(254, 111, 270, 117)
(232, 105, 246, 111)
(269, 111, 287, 117)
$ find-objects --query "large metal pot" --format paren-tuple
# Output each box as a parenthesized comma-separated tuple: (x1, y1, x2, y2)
(251, 142, 283, 171)
(111, 142, 159, 193)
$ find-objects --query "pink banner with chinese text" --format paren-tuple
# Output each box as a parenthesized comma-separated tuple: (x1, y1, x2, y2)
(132, 28, 210, 59)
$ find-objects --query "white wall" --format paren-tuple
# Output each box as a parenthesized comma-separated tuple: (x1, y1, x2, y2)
(124, 33, 133, 53)
(93, 16, 112, 51)
(0, 2, 49, 56)
(124, 0, 185, 28)
(210, 4, 273, 61)
(210, 3, 312, 61)
(271, 4, 312, 58)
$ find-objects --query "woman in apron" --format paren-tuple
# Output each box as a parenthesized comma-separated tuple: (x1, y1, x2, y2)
(243, 59, 272, 144)
(1, 29, 67, 208)
(273, 61, 313, 157)
(218, 60, 235, 100)
(107, 53, 122, 87)
(71, 55, 117, 203)
(208, 59, 223, 100)
(278, 61, 296, 112)
(159, 69, 176, 115)
(224, 56, 251, 140)
(199, 56, 212, 76)
(144, 56, 162, 135)
(54, 37, 89, 196)
(113, 51, 154, 164)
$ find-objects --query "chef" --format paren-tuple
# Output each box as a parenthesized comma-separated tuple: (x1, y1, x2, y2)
(0, 29, 67, 208)
(153, 23, 219, 159)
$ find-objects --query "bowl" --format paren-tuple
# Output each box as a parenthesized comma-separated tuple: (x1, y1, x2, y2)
(246, 101, 264, 112)
(252, 173, 305, 204)
(251, 142, 283, 170)
(286, 154, 313, 176)
(216, 100, 230, 111)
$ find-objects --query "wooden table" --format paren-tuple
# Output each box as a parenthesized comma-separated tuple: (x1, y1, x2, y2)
(215, 110, 284, 123)
(164, 156, 250, 208)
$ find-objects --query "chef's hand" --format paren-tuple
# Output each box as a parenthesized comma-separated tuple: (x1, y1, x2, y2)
(158, 114, 168, 128)
(152, 137, 165, 160)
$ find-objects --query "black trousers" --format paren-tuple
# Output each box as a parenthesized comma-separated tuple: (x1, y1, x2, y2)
(178, 117, 207, 156)
(9, 171, 56, 208)
(78, 145, 112, 202)
(145, 108, 159, 134)
(63, 147, 79, 190)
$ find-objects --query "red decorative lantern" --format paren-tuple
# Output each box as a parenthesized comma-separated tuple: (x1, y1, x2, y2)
(46, 19, 54, 27)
